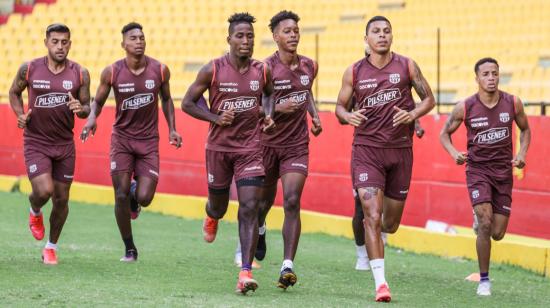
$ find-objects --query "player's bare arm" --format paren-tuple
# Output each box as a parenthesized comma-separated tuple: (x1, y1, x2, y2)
(68, 67, 91, 119)
(159, 64, 182, 148)
(393, 60, 436, 127)
(511, 97, 531, 168)
(9, 62, 32, 129)
(261, 65, 276, 132)
(81, 66, 112, 141)
(307, 61, 322, 136)
(439, 100, 467, 165)
(181, 62, 234, 126)
(335, 65, 367, 126)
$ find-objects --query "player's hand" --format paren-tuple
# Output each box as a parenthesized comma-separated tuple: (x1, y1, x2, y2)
(276, 99, 300, 114)
(215, 108, 235, 127)
(393, 106, 416, 127)
(67, 92, 83, 114)
(262, 115, 276, 133)
(80, 119, 97, 143)
(345, 109, 368, 127)
(311, 117, 322, 136)
(17, 108, 32, 129)
(452, 150, 468, 165)
(169, 130, 182, 149)
(511, 155, 526, 169)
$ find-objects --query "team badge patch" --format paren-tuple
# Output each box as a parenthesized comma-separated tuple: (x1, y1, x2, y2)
(472, 189, 480, 199)
(359, 172, 368, 182)
(250, 80, 259, 91)
(300, 75, 310, 86)
(499, 112, 510, 123)
(389, 73, 400, 84)
(145, 80, 155, 89)
(62, 80, 73, 90)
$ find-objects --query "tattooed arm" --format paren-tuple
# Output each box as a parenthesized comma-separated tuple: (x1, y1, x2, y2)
(73, 67, 91, 118)
(439, 101, 467, 165)
(8, 62, 31, 128)
(393, 59, 436, 126)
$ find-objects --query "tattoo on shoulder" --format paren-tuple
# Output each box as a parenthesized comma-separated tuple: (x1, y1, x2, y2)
(16, 64, 29, 90)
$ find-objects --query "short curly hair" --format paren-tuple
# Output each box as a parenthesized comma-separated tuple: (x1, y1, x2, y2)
(269, 10, 300, 33)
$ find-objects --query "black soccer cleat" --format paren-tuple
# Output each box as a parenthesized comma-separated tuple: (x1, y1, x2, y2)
(277, 267, 297, 290)
(255, 231, 267, 261)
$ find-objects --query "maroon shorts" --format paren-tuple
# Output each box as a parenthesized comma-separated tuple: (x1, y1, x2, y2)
(351, 145, 413, 201)
(24, 140, 75, 183)
(205, 149, 265, 189)
(466, 168, 513, 216)
(263, 143, 309, 186)
(110, 134, 159, 181)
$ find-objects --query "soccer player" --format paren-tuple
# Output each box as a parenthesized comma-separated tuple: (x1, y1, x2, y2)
(335, 16, 435, 302)
(440, 57, 530, 296)
(8, 23, 91, 265)
(252, 10, 323, 289)
(81, 22, 182, 262)
(181, 13, 275, 294)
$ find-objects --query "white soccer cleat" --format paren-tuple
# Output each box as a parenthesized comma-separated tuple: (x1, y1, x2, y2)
(355, 257, 370, 271)
(476, 281, 491, 296)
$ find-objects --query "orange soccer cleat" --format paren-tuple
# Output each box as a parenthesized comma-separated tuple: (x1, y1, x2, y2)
(29, 212, 45, 240)
(202, 216, 219, 243)
(235, 270, 258, 295)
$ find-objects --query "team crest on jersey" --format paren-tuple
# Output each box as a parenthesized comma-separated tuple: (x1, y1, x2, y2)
(389, 73, 400, 84)
(499, 112, 510, 123)
(145, 80, 155, 89)
(250, 80, 260, 91)
(300, 75, 310, 86)
(62, 80, 73, 90)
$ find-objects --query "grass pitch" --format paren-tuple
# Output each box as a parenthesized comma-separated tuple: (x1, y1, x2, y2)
(0, 191, 548, 307)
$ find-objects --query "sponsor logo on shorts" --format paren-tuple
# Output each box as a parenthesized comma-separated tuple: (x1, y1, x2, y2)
(250, 80, 260, 91)
(218, 96, 257, 113)
(276, 91, 308, 106)
(149, 169, 159, 177)
(499, 112, 510, 123)
(389, 73, 400, 84)
(400, 190, 409, 194)
(502, 205, 511, 211)
(362, 88, 401, 108)
(300, 75, 310, 86)
(110, 161, 116, 170)
(291, 163, 307, 169)
(64, 175, 74, 179)
(145, 79, 155, 89)
(359, 172, 368, 182)
(122, 93, 154, 110)
(208, 173, 214, 183)
(472, 189, 480, 199)
(244, 166, 262, 172)
(474, 127, 509, 145)
(32, 80, 50, 89)
(29, 164, 37, 173)
(62, 80, 73, 90)
(34, 93, 69, 108)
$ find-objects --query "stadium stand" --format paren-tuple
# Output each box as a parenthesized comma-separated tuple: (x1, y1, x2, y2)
(1, 0, 549, 113)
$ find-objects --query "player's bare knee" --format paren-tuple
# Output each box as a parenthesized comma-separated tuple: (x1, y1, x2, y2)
(114, 191, 130, 205)
(283, 193, 300, 213)
(491, 230, 506, 241)
(382, 222, 399, 234)
(477, 217, 493, 236)
(136, 192, 154, 207)
(32, 188, 53, 203)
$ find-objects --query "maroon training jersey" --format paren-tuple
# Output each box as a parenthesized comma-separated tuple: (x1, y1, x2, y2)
(465, 91, 516, 177)
(261, 52, 315, 148)
(207, 54, 266, 152)
(24, 56, 82, 145)
(111, 56, 164, 140)
(352, 52, 415, 148)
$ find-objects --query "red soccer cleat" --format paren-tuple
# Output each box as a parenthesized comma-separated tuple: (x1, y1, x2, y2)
(42, 248, 58, 265)
(375, 283, 392, 302)
(29, 212, 45, 240)
(235, 270, 258, 295)
(202, 216, 218, 243)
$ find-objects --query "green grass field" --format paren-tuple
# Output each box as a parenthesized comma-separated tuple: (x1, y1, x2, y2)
(0, 191, 548, 307)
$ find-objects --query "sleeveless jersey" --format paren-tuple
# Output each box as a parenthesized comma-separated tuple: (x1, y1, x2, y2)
(352, 52, 415, 148)
(261, 52, 315, 148)
(24, 56, 82, 145)
(464, 91, 516, 177)
(111, 56, 164, 140)
(207, 54, 266, 152)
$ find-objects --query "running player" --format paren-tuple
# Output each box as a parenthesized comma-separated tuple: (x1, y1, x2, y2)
(181, 13, 275, 295)
(335, 16, 435, 302)
(440, 57, 530, 296)
(8, 23, 91, 265)
(81, 22, 182, 262)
